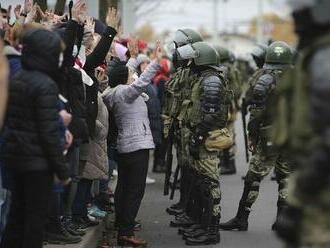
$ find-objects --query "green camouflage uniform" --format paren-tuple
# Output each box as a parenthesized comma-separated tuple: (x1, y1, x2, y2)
(246, 69, 292, 208)
(188, 69, 229, 220)
(272, 33, 330, 248)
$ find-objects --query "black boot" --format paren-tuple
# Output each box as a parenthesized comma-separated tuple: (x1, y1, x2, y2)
(183, 228, 207, 240)
(178, 224, 202, 235)
(219, 204, 250, 231)
(185, 226, 220, 246)
(45, 218, 82, 244)
(272, 205, 287, 231)
(170, 213, 195, 228)
(166, 203, 184, 216)
(220, 159, 237, 175)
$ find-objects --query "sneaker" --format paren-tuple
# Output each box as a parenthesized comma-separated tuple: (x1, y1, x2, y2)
(88, 206, 107, 219)
(45, 222, 82, 244)
(146, 176, 156, 184)
(62, 216, 86, 236)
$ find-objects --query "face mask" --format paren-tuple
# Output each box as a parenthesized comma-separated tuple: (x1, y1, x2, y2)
(58, 53, 64, 68)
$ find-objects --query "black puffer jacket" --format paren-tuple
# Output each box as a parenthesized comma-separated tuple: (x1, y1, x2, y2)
(2, 29, 69, 180)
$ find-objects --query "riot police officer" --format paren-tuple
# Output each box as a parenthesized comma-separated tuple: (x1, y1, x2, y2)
(219, 41, 293, 232)
(274, 1, 330, 247)
(171, 41, 230, 246)
(163, 29, 203, 216)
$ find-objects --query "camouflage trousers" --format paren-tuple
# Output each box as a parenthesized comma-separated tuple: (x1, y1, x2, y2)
(175, 126, 194, 209)
(192, 145, 221, 220)
(244, 143, 292, 207)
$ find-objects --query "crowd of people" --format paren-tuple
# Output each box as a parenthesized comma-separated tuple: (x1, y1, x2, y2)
(0, 0, 330, 248)
(0, 0, 168, 247)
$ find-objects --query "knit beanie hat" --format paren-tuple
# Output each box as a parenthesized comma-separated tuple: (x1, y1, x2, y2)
(107, 57, 129, 88)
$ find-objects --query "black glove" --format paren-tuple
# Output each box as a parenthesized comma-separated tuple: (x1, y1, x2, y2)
(276, 205, 303, 246)
(189, 133, 205, 160)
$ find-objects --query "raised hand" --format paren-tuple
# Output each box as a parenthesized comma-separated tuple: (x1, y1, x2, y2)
(14, 5, 22, 20)
(153, 40, 162, 62)
(106, 7, 120, 31)
(36, 4, 46, 20)
(85, 16, 95, 33)
(128, 37, 139, 59)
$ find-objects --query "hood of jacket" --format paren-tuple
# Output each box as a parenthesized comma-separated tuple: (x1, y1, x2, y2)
(21, 28, 63, 80)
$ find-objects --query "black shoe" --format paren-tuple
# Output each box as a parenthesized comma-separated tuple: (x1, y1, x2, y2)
(178, 224, 201, 235)
(45, 222, 82, 244)
(63, 220, 86, 236)
(166, 206, 184, 216)
(183, 228, 207, 240)
(185, 230, 220, 246)
(170, 214, 195, 228)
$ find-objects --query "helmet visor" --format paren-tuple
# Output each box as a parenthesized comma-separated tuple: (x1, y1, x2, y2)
(176, 44, 199, 61)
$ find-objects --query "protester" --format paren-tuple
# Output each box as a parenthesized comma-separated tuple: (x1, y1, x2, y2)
(152, 58, 170, 173)
(0, 28, 70, 248)
(103, 40, 162, 247)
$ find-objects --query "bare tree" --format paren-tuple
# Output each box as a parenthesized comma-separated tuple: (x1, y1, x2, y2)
(55, 0, 66, 14)
(99, 0, 118, 22)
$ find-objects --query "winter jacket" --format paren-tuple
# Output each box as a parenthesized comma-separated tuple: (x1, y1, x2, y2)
(82, 94, 109, 180)
(103, 60, 161, 154)
(1, 29, 68, 180)
(84, 26, 117, 138)
(145, 84, 162, 145)
(57, 20, 89, 143)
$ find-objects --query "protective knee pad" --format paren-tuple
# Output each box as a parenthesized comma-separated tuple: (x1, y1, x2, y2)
(241, 171, 261, 207)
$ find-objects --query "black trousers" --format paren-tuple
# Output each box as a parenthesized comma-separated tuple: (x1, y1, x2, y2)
(115, 149, 149, 236)
(1, 171, 53, 248)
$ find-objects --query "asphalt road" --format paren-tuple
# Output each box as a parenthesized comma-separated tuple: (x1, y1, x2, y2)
(136, 114, 285, 248)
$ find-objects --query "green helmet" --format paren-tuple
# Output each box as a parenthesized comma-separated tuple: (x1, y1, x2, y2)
(176, 41, 218, 66)
(264, 41, 293, 69)
(173, 28, 203, 47)
(213, 45, 230, 64)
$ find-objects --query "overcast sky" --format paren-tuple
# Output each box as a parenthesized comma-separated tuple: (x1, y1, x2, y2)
(1, 0, 291, 33)
(135, 0, 290, 33)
